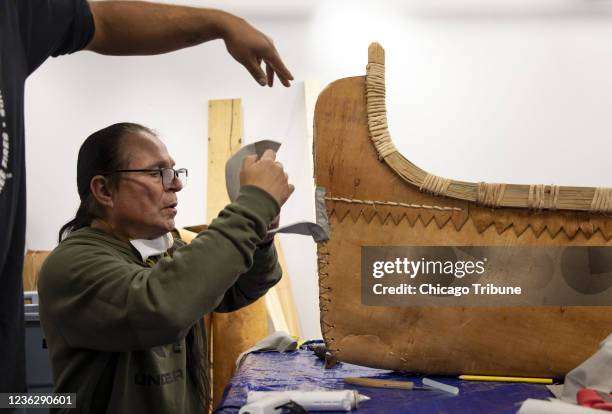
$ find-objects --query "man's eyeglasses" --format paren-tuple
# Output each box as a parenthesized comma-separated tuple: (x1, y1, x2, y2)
(103, 168, 188, 190)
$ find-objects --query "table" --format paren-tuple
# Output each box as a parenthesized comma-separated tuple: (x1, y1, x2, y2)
(215, 345, 553, 413)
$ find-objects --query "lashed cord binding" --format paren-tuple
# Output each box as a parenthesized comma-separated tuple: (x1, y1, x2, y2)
(365, 42, 612, 214)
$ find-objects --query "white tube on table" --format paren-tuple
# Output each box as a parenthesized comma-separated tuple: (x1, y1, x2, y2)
(247, 390, 369, 411)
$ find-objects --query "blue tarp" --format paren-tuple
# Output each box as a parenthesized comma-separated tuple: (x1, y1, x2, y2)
(215, 345, 554, 413)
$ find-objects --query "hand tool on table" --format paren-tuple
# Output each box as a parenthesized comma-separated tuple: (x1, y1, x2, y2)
(343, 377, 430, 390)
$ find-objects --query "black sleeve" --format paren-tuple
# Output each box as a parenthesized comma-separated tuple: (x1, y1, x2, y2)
(17, 0, 95, 74)
(214, 242, 282, 313)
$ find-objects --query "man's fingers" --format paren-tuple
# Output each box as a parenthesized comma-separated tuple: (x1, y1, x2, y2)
(264, 52, 293, 87)
(242, 154, 258, 169)
(266, 62, 274, 87)
(260, 149, 277, 161)
(244, 57, 267, 86)
(266, 48, 293, 79)
(264, 59, 291, 88)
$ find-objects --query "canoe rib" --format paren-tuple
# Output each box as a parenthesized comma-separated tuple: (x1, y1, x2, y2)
(366, 42, 612, 214)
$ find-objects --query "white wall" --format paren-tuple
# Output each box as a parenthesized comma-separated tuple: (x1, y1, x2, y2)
(25, 0, 612, 340)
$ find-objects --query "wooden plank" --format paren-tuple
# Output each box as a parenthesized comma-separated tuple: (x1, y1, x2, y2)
(207, 99, 268, 410)
(211, 302, 267, 407)
(264, 282, 290, 334)
(176, 228, 198, 244)
(207, 99, 242, 222)
(270, 239, 301, 336)
(22, 250, 50, 292)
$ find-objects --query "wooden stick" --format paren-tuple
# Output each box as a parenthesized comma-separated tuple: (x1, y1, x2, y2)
(344, 377, 417, 390)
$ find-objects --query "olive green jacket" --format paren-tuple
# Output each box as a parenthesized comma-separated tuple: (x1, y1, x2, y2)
(38, 185, 282, 413)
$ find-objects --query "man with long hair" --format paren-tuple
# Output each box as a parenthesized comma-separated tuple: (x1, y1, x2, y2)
(38, 123, 293, 412)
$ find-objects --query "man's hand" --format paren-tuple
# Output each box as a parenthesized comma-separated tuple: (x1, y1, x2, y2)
(240, 149, 294, 206)
(87, 2, 293, 87)
(221, 15, 293, 87)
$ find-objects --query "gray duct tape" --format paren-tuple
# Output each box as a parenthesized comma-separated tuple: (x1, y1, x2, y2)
(315, 186, 331, 241)
(269, 221, 329, 242)
(224, 140, 330, 242)
(225, 140, 281, 202)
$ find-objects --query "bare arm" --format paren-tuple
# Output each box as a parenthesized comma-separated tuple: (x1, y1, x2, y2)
(86, 1, 293, 86)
